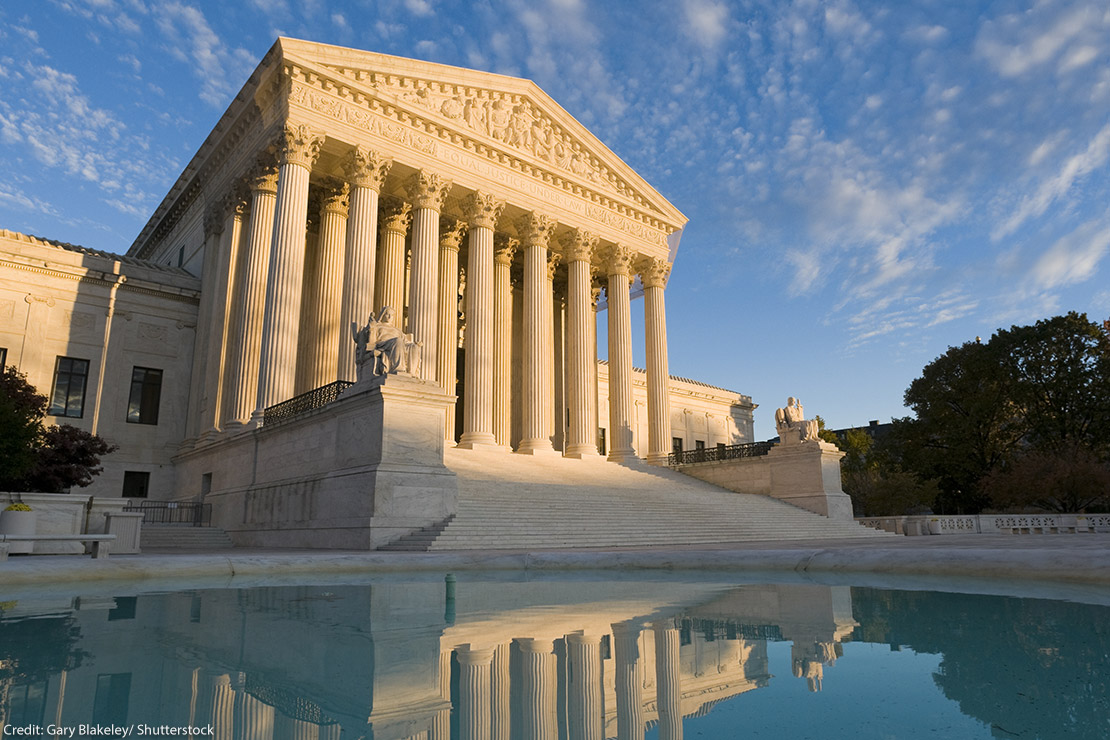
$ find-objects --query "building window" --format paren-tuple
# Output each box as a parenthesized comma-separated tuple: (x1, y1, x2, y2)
(0, 347, 7, 367)
(717, 442, 727, 453)
(695, 440, 706, 451)
(672, 437, 683, 454)
(597, 428, 606, 456)
(8, 681, 48, 725)
(127, 367, 163, 424)
(122, 471, 150, 498)
(92, 673, 131, 725)
(49, 356, 89, 418)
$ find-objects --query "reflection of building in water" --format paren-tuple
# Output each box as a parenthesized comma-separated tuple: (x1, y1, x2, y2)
(0, 582, 854, 740)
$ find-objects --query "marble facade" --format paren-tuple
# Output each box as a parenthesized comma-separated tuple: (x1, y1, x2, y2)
(0, 39, 758, 513)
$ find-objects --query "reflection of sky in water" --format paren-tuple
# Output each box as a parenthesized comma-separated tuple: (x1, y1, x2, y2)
(0, 579, 1107, 740)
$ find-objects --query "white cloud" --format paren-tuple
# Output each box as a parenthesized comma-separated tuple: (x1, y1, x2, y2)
(151, 2, 255, 107)
(1030, 218, 1110, 290)
(994, 124, 1110, 240)
(683, 0, 730, 51)
(404, 0, 434, 17)
(976, 3, 1110, 78)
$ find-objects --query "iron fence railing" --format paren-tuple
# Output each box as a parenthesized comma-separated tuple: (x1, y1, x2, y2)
(262, 380, 354, 427)
(123, 500, 211, 526)
(668, 440, 774, 466)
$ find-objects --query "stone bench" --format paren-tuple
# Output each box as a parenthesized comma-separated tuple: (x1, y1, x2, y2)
(0, 534, 116, 560)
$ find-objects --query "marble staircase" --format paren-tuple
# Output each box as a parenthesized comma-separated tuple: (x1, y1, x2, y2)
(379, 447, 894, 551)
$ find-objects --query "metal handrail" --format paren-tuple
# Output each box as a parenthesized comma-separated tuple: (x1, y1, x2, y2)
(262, 380, 354, 427)
(668, 441, 774, 466)
(123, 500, 211, 527)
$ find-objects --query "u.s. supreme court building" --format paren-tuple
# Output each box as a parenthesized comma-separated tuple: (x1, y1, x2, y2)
(4, 39, 870, 549)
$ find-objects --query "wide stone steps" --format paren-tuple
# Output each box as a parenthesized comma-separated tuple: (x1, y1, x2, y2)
(140, 524, 235, 551)
(379, 447, 893, 551)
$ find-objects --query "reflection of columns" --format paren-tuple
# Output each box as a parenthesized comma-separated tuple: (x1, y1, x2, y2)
(273, 715, 318, 740)
(566, 633, 603, 740)
(605, 246, 636, 462)
(406, 171, 452, 381)
(612, 622, 645, 740)
(224, 165, 278, 426)
(457, 646, 495, 740)
(255, 124, 322, 414)
(303, 179, 349, 390)
(563, 231, 599, 457)
(641, 259, 672, 464)
(338, 147, 390, 382)
(518, 638, 558, 740)
(654, 623, 683, 740)
(517, 213, 557, 454)
(234, 689, 275, 740)
(492, 235, 518, 447)
(375, 198, 411, 323)
(209, 674, 235, 740)
(491, 642, 511, 740)
(429, 647, 452, 740)
(459, 192, 504, 448)
(437, 218, 466, 439)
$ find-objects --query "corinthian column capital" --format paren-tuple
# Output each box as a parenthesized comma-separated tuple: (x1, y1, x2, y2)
(494, 234, 519, 265)
(560, 229, 598, 263)
(318, 177, 350, 216)
(275, 123, 324, 169)
(246, 162, 279, 194)
(516, 212, 556, 248)
(638, 257, 671, 288)
(203, 202, 225, 239)
(440, 217, 467, 251)
(406, 170, 452, 210)
(463, 191, 505, 230)
(604, 244, 634, 276)
(546, 252, 562, 281)
(341, 145, 392, 191)
(379, 197, 413, 234)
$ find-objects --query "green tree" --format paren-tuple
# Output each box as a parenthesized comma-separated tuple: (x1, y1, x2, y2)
(0, 366, 116, 492)
(895, 312, 1110, 513)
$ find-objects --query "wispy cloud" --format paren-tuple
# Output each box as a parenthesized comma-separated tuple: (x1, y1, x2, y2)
(151, 2, 255, 107)
(1030, 217, 1110, 290)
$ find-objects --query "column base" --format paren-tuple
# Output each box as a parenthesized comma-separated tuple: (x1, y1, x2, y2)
(646, 452, 671, 466)
(516, 439, 559, 455)
(457, 432, 503, 450)
(564, 444, 602, 459)
(607, 449, 639, 463)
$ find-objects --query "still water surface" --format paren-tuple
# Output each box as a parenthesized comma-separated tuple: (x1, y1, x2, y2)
(1, 575, 1107, 740)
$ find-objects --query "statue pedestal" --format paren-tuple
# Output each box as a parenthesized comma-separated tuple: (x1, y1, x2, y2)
(765, 440, 854, 521)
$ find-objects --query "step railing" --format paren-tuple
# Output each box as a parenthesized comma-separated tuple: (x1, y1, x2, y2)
(858, 513, 1110, 535)
(262, 380, 354, 427)
(123, 500, 211, 527)
(669, 441, 774, 466)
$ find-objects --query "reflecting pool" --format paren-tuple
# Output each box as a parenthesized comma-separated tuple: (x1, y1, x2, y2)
(1, 575, 1107, 740)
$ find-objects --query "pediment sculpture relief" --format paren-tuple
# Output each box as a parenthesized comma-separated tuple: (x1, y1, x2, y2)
(774, 397, 820, 445)
(352, 307, 422, 380)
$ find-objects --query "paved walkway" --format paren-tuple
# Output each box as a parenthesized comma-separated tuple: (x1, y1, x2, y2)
(2, 535, 1109, 598)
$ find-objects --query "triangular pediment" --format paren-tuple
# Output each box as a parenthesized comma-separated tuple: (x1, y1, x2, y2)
(276, 38, 686, 233)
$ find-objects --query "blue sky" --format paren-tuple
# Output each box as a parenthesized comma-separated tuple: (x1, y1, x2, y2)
(2, 0, 1108, 440)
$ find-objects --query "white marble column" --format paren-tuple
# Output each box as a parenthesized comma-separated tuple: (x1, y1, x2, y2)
(562, 230, 600, 457)
(234, 686, 275, 740)
(200, 192, 246, 438)
(458, 192, 504, 449)
(223, 165, 278, 427)
(590, 283, 602, 454)
(492, 235, 518, 448)
(605, 246, 636, 462)
(406, 171, 452, 381)
(456, 646, 495, 740)
(491, 641, 511, 740)
(654, 622, 683, 740)
(302, 179, 349, 390)
(338, 146, 390, 382)
(375, 198, 411, 324)
(566, 633, 604, 740)
(254, 123, 322, 415)
(518, 638, 558, 740)
(209, 674, 235, 740)
(517, 212, 557, 455)
(640, 258, 673, 464)
(546, 253, 561, 446)
(612, 621, 645, 740)
(437, 218, 466, 439)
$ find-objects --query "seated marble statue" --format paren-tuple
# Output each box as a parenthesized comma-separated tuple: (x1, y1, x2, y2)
(352, 307, 422, 380)
(774, 396, 819, 443)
